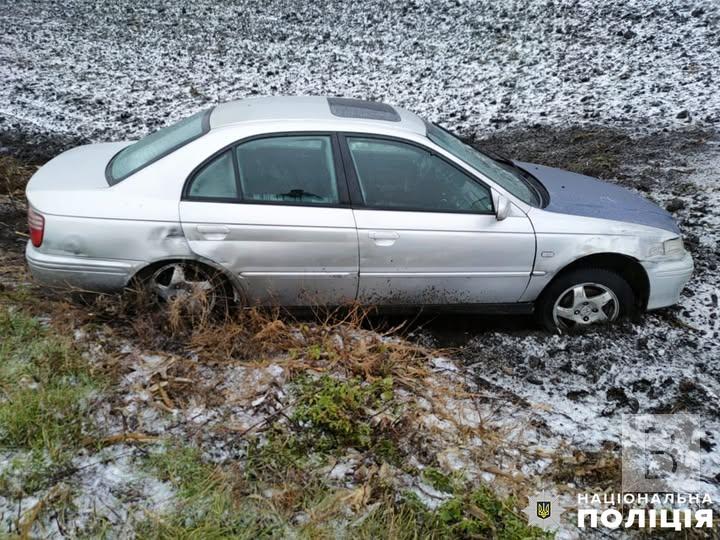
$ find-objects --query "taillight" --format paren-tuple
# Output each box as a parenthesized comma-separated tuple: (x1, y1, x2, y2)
(28, 207, 45, 247)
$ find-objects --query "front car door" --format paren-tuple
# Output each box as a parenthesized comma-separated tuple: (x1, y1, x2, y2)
(340, 135, 535, 306)
(179, 133, 359, 306)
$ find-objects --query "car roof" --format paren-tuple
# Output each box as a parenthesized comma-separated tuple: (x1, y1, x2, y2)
(209, 96, 427, 136)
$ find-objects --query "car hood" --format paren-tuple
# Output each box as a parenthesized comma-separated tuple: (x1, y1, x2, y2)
(516, 161, 680, 234)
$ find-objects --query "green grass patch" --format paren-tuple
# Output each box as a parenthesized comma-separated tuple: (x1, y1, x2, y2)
(422, 467, 456, 494)
(243, 428, 311, 487)
(357, 488, 552, 540)
(140, 444, 298, 539)
(0, 307, 100, 494)
(142, 443, 551, 540)
(291, 375, 394, 451)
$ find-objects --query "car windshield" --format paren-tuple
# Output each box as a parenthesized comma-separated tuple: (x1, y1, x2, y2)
(107, 109, 211, 185)
(425, 122, 542, 207)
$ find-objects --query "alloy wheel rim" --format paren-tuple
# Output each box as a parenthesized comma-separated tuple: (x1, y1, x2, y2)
(552, 282, 620, 330)
(150, 263, 215, 309)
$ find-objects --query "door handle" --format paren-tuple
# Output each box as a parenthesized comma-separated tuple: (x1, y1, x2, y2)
(368, 231, 399, 240)
(196, 225, 230, 240)
(368, 231, 399, 246)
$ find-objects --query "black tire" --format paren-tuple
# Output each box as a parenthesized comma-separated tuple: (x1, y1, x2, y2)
(535, 268, 636, 332)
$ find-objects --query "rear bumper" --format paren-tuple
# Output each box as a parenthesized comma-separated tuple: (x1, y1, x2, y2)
(642, 251, 694, 310)
(25, 242, 137, 292)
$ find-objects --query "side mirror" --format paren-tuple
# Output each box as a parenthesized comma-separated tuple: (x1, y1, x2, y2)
(495, 194, 511, 221)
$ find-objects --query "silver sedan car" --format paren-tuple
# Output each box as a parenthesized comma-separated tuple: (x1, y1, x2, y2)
(25, 96, 693, 330)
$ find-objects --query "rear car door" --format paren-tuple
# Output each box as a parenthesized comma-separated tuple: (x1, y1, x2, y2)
(340, 135, 535, 305)
(179, 133, 359, 306)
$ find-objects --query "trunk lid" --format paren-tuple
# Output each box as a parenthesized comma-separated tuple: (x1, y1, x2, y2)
(26, 142, 130, 211)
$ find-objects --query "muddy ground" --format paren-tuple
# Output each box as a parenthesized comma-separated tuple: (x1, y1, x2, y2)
(2, 122, 719, 447)
(2, 0, 720, 535)
(424, 127, 720, 501)
(1, 124, 719, 537)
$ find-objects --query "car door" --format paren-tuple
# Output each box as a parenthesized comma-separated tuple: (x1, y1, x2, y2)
(179, 133, 359, 306)
(340, 135, 535, 305)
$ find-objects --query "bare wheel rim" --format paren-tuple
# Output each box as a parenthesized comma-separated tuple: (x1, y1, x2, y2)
(150, 263, 216, 309)
(552, 282, 620, 329)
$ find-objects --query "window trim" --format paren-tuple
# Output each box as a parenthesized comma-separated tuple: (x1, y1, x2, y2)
(338, 132, 496, 216)
(106, 108, 213, 186)
(182, 132, 351, 208)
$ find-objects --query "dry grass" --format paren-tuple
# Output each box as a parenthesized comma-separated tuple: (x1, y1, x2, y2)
(190, 304, 434, 387)
(551, 447, 622, 491)
(6, 280, 547, 462)
(63, 292, 525, 455)
(0, 291, 569, 539)
(1, 274, 566, 536)
(0, 154, 34, 205)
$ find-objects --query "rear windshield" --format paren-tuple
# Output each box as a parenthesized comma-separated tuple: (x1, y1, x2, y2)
(107, 108, 212, 185)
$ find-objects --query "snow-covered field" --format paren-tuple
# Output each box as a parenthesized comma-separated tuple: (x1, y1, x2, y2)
(1, 0, 719, 142)
(1, 0, 720, 537)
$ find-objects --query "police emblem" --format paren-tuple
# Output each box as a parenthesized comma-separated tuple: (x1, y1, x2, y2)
(523, 491, 565, 531)
(536, 501, 551, 519)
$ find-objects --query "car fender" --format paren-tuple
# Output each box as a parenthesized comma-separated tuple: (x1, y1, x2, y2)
(520, 208, 674, 302)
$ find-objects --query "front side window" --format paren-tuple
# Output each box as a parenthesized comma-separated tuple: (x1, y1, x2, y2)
(108, 109, 210, 185)
(235, 136, 339, 205)
(187, 150, 237, 199)
(425, 122, 541, 207)
(346, 137, 493, 213)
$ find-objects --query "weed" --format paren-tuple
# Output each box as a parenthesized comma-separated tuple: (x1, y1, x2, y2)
(0, 308, 100, 464)
(372, 437, 404, 467)
(140, 444, 294, 539)
(0, 452, 71, 497)
(145, 445, 223, 501)
(292, 375, 394, 451)
(306, 343, 325, 361)
(393, 488, 551, 539)
(243, 429, 309, 488)
(422, 466, 455, 493)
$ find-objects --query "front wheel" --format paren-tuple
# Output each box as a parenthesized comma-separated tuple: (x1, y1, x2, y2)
(536, 268, 635, 332)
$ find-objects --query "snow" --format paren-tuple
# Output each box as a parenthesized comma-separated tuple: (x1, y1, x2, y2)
(0, 0, 719, 143)
(408, 481, 454, 509)
(68, 446, 175, 534)
(428, 144, 720, 506)
(2, 0, 720, 536)
(0, 446, 174, 538)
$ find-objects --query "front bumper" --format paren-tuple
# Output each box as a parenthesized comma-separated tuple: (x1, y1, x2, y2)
(642, 251, 694, 310)
(25, 242, 138, 293)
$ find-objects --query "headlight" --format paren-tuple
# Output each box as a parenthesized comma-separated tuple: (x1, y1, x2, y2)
(663, 237, 684, 256)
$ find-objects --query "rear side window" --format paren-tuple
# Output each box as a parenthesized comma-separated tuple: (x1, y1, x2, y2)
(235, 136, 339, 205)
(347, 137, 493, 213)
(187, 150, 237, 199)
(107, 109, 211, 185)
